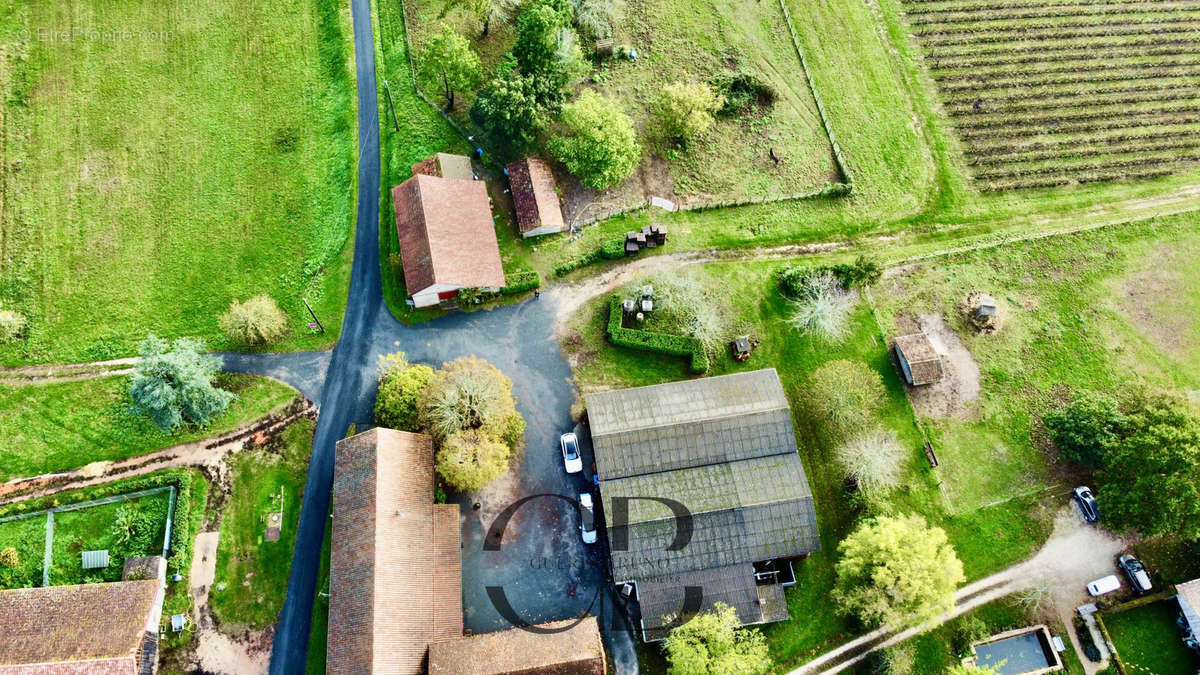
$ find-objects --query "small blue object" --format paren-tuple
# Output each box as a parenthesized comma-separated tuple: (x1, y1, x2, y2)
(593, 473, 599, 486)
(503, 167, 510, 176)
(475, 147, 484, 157)
(628, 48, 637, 60)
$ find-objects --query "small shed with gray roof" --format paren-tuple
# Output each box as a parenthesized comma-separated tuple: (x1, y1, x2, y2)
(585, 369, 820, 641)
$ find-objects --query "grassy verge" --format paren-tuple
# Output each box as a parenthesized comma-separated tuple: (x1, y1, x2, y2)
(1104, 601, 1198, 675)
(209, 418, 314, 630)
(0, 374, 299, 481)
(0, 0, 357, 365)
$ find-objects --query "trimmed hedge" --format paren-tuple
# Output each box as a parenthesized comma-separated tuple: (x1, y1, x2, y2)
(605, 295, 709, 373)
(500, 270, 542, 295)
(555, 237, 631, 277)
(600, 237, 625, 260)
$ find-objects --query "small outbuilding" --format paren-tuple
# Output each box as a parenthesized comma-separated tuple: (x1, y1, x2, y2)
(412, 152, 475, 181)
(507, 157, 565, 238)
(894, 333, 944, 386)
(1177, 578, 1200, 650)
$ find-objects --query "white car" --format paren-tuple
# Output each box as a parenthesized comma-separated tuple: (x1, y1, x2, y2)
(561, 432, 583, 474)
(1087, 574, 1121, 597)
(579, 493, 597, 544)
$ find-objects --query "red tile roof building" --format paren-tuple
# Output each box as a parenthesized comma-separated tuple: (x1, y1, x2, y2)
(392, 155, 505, 308)
(506, 158, 565, 238)
(0, 580, 162, 674)
(328, 428, 463, 674)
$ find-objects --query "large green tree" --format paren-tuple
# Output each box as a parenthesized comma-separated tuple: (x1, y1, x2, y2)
(513, 1, 571, 75)
(419, 23, 482, 110)
(1043, 391, 1125, 468)
(653, 81, 725, 146)
(663, 603, 772, 675)
(550, 90, 641, 189)
(129, 335, 235, 431)
(834, 514, 964, 629)
(1098, 395, 1200, 538)
(374, 352, 435, 432)
(470, 63, 564, 156)
(805, 359, 887, 441)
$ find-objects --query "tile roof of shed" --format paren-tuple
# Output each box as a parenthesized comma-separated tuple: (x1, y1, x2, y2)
(636, 564, 761, 641)
(328, 427, 463, 675)
(507, 157, 564, 235)
(428, 617, 605, 675)
(392, 173, 505, 296)
(894, 333, 944, 385)
(0, 580, 159, 669)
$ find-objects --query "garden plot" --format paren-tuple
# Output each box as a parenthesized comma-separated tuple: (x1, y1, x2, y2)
(900, 0, 1200, 191)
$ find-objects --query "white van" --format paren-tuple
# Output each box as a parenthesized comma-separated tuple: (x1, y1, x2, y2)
(1087, 574, 1121, 597)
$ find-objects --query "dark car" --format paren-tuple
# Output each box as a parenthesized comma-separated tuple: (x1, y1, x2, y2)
(1073, 486, 1098, 523)
(1117, 554, 1153, 593)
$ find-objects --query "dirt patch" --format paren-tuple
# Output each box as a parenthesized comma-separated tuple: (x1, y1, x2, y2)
(901, 313, 982, 420)
(1021, 505, 1130, 613)
(190, 624, 272, 675)
(1112, 243, 1196, 361)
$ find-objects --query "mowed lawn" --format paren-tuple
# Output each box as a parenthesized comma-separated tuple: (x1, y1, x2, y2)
(873, 214, 1200, 513)
(1105, 601, 1198, 675)
(210, 417, 313, 630)
(0, 0, 356, 365)
(0, 373, 298, 481)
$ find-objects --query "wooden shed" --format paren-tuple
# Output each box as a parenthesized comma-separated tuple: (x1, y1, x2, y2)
(894, 333, 944, 386)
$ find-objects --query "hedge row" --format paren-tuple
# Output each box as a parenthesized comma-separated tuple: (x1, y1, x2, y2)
(500, 269, 542, 295)
(554, 237, 626, 277)
(606, 295, 709, 373)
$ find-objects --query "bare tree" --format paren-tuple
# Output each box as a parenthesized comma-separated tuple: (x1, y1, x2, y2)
(787, 270, 856, 341)
(836, 428, 905, 499)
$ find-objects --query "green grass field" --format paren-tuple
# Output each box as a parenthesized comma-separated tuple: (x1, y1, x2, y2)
(0, 373, 298, 481)
(0, 0, 357, 365)
(1105, 601, 1198, 675)
(872, 214, 1200, 513)
(0, 516, 46, 589)
(209, 417, 313, 630)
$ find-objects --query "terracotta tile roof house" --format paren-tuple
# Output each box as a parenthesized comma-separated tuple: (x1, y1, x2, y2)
(392, 155, 505, 309)
(428, 617, 605, 675)
(506, 158, 565, 238)
(893, 333, 944, 386)
(328, 428, 463, 674)
(585, 369, 820, 641)
(0, 579, 162, 674)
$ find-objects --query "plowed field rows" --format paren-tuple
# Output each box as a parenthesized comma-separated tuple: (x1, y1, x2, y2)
(900, 0, 1200, 190)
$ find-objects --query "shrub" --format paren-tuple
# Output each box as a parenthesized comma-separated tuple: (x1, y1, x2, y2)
(868, 643, 915, 675)
(952, 616, 989, 656)
(664, 602, 772, 675)
(554, 248, 604, 276)
(550, 90, 641, 189)
(0, 547, 18, 568)
(836, 428, 905, 500)
(779, 256, 881, 295)
(514, 1, 571, 76)
(0, 309, 27, 343)
(219, 295, 289, 345)
(806, 360, 887, 441)
(834, 514, 964, 629)
(375, 352, 435, 432)
(501, 270, 542, 294)
(786, 270, 856, 342)
(129, 335, 235, 431)
(653, 81, 725, 146)
(435, 428, 512, 492)
(570, 0, 619, 41)
(710, 70, 775, 116)
(600, 237, 625, 260)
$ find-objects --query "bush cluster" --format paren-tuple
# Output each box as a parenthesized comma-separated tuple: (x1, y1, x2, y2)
(710, 70, 776, 117)
(606, 295, 709, 372)
(500, 269, 542, 294)
(554, 237, 625, 276)
(778, 255, 882, 297)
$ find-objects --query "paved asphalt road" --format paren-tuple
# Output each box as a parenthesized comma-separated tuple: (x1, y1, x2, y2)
(221, 0, 640, 670)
